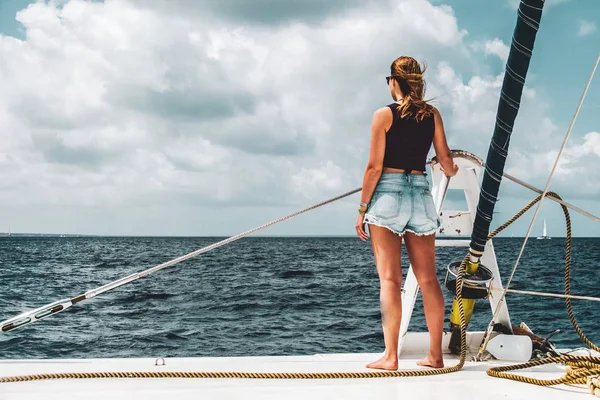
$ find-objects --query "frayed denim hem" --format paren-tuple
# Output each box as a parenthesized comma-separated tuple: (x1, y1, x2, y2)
(364, 216, 404, 237)
(403, 227, 439, 237)
(364, 214, 439, 238)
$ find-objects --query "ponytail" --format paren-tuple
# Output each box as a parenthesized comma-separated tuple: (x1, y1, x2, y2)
(390, 58, 435, 122)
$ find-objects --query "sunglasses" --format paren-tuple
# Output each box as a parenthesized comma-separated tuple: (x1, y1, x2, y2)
(386, 75, 397, 85)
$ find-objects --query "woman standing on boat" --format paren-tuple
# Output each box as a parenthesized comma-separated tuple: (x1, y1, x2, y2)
(356, 56, 458, 370)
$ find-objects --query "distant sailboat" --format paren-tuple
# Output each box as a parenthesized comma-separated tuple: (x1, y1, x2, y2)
(536, 219, 551, 240)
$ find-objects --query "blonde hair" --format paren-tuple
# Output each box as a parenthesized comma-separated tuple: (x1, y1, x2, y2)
(390, 56, 434, 122)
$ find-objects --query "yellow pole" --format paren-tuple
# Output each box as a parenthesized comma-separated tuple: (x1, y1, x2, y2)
(448, 259, 479, 353)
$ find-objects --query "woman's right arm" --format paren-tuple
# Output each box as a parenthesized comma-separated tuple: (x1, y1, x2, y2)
(432, 108, 458, 177)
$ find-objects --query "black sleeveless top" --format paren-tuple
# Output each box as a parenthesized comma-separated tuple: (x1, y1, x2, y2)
(382, 103, 435, 173)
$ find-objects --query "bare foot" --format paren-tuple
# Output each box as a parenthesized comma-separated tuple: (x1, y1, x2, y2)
(366, 354, 398, 371)
(416, 354, 444, 368)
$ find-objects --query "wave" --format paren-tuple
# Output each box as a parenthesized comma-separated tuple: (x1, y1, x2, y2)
(354, 332, 383, 341)
(118, 292, 176, 302)
(277, 270, 315, 279)
(165, 332, 188, 341)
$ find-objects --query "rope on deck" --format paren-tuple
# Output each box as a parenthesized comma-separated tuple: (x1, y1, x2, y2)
(589, 376, 600, 397)
(486, 192, 600, 397)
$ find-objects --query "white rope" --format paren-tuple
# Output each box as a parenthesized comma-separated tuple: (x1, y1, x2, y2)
(490, 286, 600, 303)
(477, 53, 600, 358)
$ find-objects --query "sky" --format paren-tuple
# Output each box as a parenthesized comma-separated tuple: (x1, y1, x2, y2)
(0, 0, 598, 237)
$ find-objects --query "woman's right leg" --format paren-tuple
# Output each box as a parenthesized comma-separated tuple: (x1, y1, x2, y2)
(403, 232, 445, 368)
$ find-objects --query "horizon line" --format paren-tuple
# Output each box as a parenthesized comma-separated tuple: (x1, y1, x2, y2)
(1, 233, 597, 239)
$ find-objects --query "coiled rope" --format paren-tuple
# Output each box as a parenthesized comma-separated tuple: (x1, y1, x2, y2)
(2, 192, 599, 398)
(485, 192, 600, 396)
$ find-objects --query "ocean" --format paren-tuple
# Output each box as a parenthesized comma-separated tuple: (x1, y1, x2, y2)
(0, 236, 598, 359)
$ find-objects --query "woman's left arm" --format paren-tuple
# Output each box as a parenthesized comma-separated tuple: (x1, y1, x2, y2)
(356, 107, 391, 241)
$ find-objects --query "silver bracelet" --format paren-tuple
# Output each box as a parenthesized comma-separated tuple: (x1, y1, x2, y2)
(359, 201, 369, 207)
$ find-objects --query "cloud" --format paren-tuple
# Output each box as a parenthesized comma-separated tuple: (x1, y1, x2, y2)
(506, 132, 600, 199)
(0, 0, 596, 235)
(0, 0, 469, 213)
(578, 20, 597, 37)
(292, 160, 355, 201)
(471, 38, 509, 62)
(425, 37, 543, 156)
(129, 0, 372, 26)
(424, 37, 600, 203)
(430, 64, 545, 159)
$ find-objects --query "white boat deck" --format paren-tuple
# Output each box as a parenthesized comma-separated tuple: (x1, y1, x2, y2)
(0, 351, 590, 400)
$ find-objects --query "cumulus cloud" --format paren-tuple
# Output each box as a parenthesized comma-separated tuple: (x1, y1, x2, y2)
(425, 36, 600, 202)
(0, 0, 467, 209)
(129, 0, 371, 25)
(578, 20, 597, 37)
(0, 0, 596, 235)
(292, 160, 355, 201)
(470, 38, 509, 62)
(506, 132, 600, 199)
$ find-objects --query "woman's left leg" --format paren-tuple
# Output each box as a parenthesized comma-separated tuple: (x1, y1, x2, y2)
(366, 224, 403, 370)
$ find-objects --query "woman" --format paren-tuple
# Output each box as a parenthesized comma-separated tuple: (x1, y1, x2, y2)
(356, 56, 458, 371)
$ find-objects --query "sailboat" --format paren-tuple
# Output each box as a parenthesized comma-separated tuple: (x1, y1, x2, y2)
(1, 1, 600, 398)
(537, 220, 551, 240)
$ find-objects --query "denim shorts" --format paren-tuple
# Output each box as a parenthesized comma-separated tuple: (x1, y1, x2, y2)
(364, 172, 441, 237)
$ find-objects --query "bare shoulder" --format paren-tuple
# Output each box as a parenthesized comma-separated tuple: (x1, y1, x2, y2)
(372, 106, 393, 124)
(373, 105, 393, 118)
(430, 105, 444, 125)
(370, 106, 393, 134)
